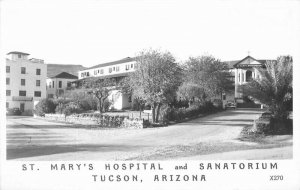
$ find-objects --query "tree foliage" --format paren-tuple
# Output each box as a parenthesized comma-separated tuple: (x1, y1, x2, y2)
(84, 78, 117, 113)
(34, 98, 56, 116)
(240, 56, 293, 120)
(181, 55, 234, 100)
(127, 49, 183, 122)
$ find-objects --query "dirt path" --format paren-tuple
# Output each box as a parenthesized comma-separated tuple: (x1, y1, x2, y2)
(6, 109, 292, 160)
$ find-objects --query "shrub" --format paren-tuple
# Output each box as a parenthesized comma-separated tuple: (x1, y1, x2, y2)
(160, 101, 217, 122)
(55, 102, 82, 115)
(55, 103, 65, 114)
(103, 99, 112, 112)
(34, 98, 56, 116)
(63, 102, 82, 116)
(80, 96, 98, 111)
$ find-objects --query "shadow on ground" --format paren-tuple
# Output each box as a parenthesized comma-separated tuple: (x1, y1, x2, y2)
(7, 144, 145, 160)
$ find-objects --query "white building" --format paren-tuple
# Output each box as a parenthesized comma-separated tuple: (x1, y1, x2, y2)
(46, 72, 78, 98)
(232, 56, 272, 99)
(78, 57, 136, 79)
(6, 51, 47, 115)
(77, 57, 136, 110)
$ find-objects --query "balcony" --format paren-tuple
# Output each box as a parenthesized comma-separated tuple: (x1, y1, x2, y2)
(12, 96, 33, 101)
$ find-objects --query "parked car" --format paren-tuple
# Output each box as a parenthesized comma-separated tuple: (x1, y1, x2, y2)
(6, 108, 22, 115)
(225, 101, 236, 109)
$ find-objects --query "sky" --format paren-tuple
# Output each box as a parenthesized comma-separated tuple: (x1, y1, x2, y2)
(1, 0, 300, 67)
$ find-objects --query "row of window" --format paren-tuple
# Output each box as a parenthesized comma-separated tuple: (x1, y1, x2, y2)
(6, 66, 41, 75)
(48, 81, 71, 88)
(6, 90, 41, 97)
(6, 78, 41, 86)
(81, 63, 136, 78)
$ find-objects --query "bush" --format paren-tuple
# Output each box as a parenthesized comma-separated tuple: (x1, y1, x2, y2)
(55, 102, 82, 115)
(63, 102, 82, 116)
(34, 98, 56, 116)
(103, 99, 112, 112)
(55, 103, 65, 114)
(160, 101, 217, 122)
(79, 96, 98, 111)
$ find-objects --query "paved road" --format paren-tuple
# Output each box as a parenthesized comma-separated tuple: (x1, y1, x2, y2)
(6, 109, 292, 160)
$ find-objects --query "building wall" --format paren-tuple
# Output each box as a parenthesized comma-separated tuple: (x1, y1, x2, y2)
(234, 67, 260, 98)
(6, 57, 47, 115)
(78, 60, 137, 110)
(46, 78, 77, 98)
(78, 61, 136, 79)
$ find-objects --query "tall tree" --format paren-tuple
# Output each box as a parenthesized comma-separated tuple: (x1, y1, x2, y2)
(84, 78, 116, 113)
(240, 56, 293, 121)
(128, 49, 183, 123)
(182, 55, 234, 100)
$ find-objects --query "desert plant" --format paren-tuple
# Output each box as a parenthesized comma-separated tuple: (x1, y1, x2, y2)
(240, 56, 293, 123)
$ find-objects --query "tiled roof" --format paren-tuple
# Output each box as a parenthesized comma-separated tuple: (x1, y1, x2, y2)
(47, 64, 85, 78)
(52, 72, 78, 79)
(7, 51, 30, 55)
(82, 57, 135, 71)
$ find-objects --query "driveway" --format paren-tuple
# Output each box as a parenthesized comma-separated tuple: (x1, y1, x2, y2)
(6, 109, 292, 160)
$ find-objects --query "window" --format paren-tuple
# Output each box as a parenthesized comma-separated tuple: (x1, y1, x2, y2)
(36, 80, 40, 87)
(6, 78, 10, 85)
(100, 69, 104, 74)
(21, 79, 25, 86)
(18, 54, 22, 58)
(116, 66, 120, 72)
(59, 81, 62, 88)
(246, 70, 252, 82)
(86, 72, 90, 77)
(48, 82, 52, 88)
(6, 66, 10, 73)
(109, 68, 112, 73)
(125, 65, 129, 70)
(19, 90, 26, 96)
(131, 64, 133, 68)
(52, 81, 54, 88)
(6, 102, 9, 108)
(34, 91, 41, 97)
(36, 69, 41, 75)
(94, 70, 97, 75)
(67, 82, 71, 87)
(238, 73, 240, 82)
(113, 67, 115, 71)
(21, 67, 26, 74)
(6, 90, 11, 96)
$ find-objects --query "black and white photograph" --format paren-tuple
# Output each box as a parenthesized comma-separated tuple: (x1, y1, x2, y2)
(0, 0, 299, 189)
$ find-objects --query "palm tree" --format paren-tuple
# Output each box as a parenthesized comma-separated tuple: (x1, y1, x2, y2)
(240, 56, 293, 122)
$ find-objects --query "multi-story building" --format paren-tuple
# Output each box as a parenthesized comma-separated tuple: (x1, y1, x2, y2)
(6, 51, 47, 115)
(78, 57, 136, 79)
(46, 72, 78, 98)
(77, 57, 136, 110)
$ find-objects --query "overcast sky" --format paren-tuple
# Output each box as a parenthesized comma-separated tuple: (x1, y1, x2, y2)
(1, 0, 300, 67)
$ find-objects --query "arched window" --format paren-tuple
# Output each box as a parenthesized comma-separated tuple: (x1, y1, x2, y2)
(246, 70, 252, 82)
